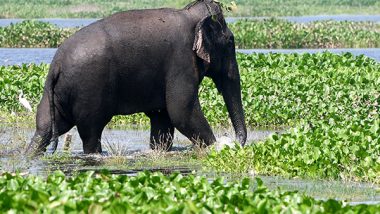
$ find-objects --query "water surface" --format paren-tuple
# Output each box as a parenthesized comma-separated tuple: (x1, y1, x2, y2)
(0, 48, 379, 66)
(0, 15, 379, 27)
(0, 127, 274, 154)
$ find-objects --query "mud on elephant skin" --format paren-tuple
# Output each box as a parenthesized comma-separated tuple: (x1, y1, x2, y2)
(26, 0, 247, 156)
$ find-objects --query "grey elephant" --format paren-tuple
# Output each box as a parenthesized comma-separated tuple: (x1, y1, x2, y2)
(27, 0, 247, 155)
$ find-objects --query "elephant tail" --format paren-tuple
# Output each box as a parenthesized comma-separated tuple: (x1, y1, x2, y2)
(46, 61, 61, 144)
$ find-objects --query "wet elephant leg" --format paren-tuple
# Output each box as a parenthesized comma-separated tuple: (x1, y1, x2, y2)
(26, 94, 73, 156)
(76, 116, 111, 154)
(145, 110, 175, 151)
(77, 129, 102, 154)
(166, 78, 216, 147)
(28, 120, 72, 156)
(77, 125, 103, 154)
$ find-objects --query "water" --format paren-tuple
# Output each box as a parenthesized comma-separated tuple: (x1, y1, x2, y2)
(0, 126, 274, 176)
(0, 48, 379, 66)
(0, 127, 274, 154)
(0, 48, 56, 65)
(262, 176, 380, 204)
(0, 15, 379, 27)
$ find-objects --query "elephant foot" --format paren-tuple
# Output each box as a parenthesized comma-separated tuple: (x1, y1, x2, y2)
(47, 139, 58, 154)
(25, 134, 50, 157)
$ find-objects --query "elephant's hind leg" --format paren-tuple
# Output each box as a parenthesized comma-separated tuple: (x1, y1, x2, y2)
(76, 116, 111, 154)
(145, 110, 174, 151)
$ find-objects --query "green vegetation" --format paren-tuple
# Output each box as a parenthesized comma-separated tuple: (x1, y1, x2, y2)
(0, 0, 379, 18)
(0, 20, 77, 48)
(2, 52, 380, 183)
(238, 0, 380, 17)
(1, 171, 379, 213)
(204, 52, 380, 128)
(2, 52, 379, 129)
(204, 53, 380, 183)
(1, 19, 380, 48)
(0, 63, 47, 112)
(206, 119, 380, 183)
(232, 19, 380, 49)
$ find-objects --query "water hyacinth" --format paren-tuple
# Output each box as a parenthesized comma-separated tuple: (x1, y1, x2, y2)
(230, 19, 380, 48)
(0, 20, 77, 48)
(0, 171, 379, 213)
(1, 19, 380, 48)
(202, 53, 380, 183)
(1, 52, 379, 129)
(206, 119, 380, 183)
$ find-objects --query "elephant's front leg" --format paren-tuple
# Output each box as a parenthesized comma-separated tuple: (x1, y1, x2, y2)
(145, 110, 174, 151)
(166, 77, 216, 147)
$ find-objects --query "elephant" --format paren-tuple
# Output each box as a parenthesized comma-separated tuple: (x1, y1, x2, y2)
(26, 0, 247, 155)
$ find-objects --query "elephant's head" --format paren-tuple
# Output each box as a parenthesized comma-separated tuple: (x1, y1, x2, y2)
(187, 0, 247, 145)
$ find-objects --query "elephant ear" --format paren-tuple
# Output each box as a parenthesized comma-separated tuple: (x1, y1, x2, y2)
(193, 16, 215, 65)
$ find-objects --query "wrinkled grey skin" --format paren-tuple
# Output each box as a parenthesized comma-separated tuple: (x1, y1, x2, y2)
(26, 0, 247, 156)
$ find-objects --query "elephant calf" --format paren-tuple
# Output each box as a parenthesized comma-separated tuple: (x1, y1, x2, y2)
(27, 0, 247, 155)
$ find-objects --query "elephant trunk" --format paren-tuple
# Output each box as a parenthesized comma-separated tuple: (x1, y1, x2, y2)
(219, 59, 247, 145)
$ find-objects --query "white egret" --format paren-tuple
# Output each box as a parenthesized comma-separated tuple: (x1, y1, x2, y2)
(18, 91, 32, 112)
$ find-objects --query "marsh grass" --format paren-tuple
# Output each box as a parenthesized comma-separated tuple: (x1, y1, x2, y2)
(0, 0, 379, 18)
(0, 112, 35, 129)
(103, 139, 130, 156)
(102, 137, 202, 171)
(40, 152, 102, 176)
(103, 139, 131, 165)
(131, 150, 202, 172)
